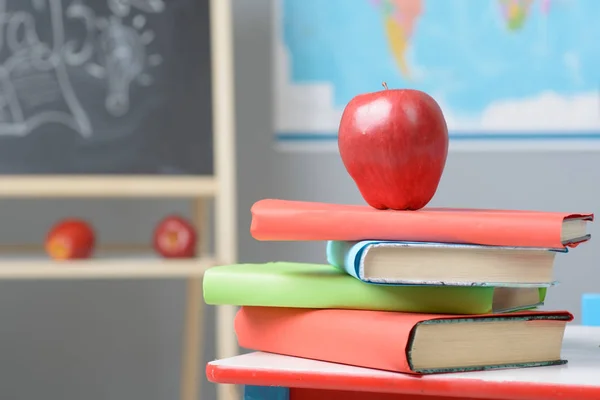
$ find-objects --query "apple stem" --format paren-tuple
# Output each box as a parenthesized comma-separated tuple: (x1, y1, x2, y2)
(382, 82, 388, 90)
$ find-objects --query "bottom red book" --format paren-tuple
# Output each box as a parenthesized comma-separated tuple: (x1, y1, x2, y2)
(234, 306, 573, 374)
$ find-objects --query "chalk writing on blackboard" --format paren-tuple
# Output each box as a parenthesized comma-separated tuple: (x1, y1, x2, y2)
(64, 1, 164, 117)
(0, 0, 91, 137)
(107, 0, 165, 17)
(0, 0, 166, 137)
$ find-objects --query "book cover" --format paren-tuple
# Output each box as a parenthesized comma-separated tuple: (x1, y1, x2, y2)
(203, 262, 546, 314)
(326, 240, 564, 286)
(235, 307, 573, 374)
(250, 199, 593, 248)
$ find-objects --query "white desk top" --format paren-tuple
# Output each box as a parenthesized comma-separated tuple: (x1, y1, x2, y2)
(207, 325, 600, 399)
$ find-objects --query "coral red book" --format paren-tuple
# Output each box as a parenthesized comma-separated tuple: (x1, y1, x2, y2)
(250, 199, 593, 249)
(235, 306, 573, 374)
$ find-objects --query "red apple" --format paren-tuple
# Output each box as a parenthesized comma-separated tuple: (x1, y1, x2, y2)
(153, 215, 197, 258)
(45, 219, 96, 260)
(337, 85, 449, 210)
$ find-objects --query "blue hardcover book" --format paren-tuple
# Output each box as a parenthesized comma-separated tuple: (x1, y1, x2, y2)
(326, 240, 565, 287)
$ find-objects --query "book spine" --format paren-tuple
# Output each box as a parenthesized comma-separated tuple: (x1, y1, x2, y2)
(326, 240, 363, 280)
(250, 200, 590, 248)
(203, 266, 499, 314)
(235, 307, 415, 373)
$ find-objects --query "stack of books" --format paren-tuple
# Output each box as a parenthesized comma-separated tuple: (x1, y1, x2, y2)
(204, 198, 593, 374)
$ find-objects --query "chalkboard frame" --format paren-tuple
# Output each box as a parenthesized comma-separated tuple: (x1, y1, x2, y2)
(0, 1, 239, 400)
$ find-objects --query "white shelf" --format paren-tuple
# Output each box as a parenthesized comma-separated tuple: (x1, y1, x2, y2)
(0, 257, 215, 280)
(0, 175, 218, 198)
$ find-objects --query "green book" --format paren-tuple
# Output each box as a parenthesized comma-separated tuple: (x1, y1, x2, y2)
(203, 262, 546, 314)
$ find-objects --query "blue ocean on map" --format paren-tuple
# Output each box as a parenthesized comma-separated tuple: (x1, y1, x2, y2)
(281, 0, 599, 119)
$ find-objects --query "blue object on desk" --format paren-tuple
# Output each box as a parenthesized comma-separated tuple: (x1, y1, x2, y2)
(244, 385, 289, 400)
(582, 293, 600, 326)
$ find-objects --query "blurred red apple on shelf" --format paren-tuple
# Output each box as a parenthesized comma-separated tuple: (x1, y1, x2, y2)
(153, 215, 197, 258)
(338, 84, 449, 211)
(45, 219, 96, 260)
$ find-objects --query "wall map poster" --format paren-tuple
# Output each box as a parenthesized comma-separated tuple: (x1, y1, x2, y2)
(273, 0, 600, 151)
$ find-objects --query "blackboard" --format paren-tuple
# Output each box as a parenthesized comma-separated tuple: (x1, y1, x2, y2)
(0, 0, 213, 175)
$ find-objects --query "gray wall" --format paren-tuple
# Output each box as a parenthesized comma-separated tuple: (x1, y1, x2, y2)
(0, 1, 597, 400)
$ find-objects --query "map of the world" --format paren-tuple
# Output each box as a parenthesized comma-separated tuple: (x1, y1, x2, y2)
(273, 0, 600, 150)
